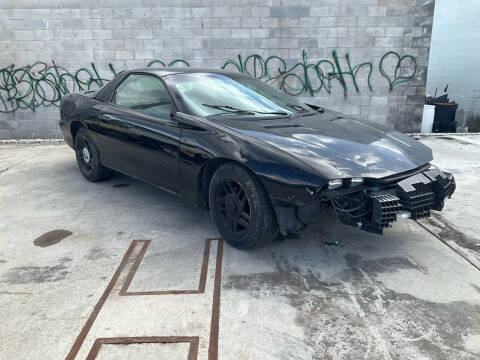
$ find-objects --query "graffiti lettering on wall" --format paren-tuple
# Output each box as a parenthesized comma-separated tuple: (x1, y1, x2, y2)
(223, 50, 417, 96)
(0, 59, 188, 113)
(0, 50, 416, 113)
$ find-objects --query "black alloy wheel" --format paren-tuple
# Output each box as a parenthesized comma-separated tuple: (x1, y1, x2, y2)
(77, 136, 93, 174)
(74, 128, 112, 182)
(209, 163, 279, 249)
(214, 179, 252, 237)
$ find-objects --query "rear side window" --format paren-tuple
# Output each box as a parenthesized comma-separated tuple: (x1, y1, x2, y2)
(112, 74, 173, 119)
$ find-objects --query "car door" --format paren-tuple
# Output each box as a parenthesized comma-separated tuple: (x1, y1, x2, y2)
(88, 103, 130, 172)
(107, 73, 182, 193)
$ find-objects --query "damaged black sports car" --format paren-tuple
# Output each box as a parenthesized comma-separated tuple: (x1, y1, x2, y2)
(60, 68, 455, 249)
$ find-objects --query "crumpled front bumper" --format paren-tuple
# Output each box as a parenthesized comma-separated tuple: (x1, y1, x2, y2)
(363, 168, 455, 233)
(283, 167, 456, 236)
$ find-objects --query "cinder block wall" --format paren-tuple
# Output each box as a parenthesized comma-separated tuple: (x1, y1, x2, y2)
(0, 0, 435, 139)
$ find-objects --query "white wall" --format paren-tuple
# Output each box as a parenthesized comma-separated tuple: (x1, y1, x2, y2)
(427, 0, 480, 129)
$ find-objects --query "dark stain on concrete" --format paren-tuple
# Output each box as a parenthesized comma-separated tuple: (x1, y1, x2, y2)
(33, 229, 72, 247)
(344, 252, 428, 275)
(434, 136, 472, 146)
(424, 213, 480, 253)
(225, 248, 480, 359)
(113, 183, 130, 188)
(85, 247, 110, 261)
(2, 257, 71, 284)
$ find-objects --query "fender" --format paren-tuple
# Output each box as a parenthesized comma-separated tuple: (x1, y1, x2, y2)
(175, 112, 325, 208)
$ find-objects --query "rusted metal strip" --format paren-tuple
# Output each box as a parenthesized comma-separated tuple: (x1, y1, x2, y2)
(85, 336, 200, 360)
(208, 238, 223, 360)
(120, 238, 212, 296)
(65, 240, 149, 360)
(118, 239, 150, 295)
(66, 238, 224, 359)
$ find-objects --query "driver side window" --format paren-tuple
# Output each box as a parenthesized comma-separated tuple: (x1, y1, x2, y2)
(113, 74, 173, 119)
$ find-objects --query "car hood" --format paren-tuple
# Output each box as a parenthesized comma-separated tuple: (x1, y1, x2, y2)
(212, 110, 433, 179)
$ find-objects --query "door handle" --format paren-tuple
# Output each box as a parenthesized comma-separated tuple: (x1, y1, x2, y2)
(99, 114, 113, 121)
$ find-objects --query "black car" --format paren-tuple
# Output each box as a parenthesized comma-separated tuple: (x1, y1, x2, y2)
(60, 68, 455, 249)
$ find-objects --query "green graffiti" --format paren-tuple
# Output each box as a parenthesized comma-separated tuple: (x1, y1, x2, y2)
(379, 51, 417, 91)
(222, 50, 417, 96)
(0, 50, 417, 113)
(0, 59, 190, 113)
(147, 59, 190, 68)
(222, 50, 374, 97)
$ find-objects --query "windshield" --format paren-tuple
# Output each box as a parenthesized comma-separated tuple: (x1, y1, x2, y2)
(165, 72, 314, 118)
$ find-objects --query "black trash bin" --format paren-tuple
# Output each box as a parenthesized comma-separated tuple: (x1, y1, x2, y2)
(432, 102, 458, 133)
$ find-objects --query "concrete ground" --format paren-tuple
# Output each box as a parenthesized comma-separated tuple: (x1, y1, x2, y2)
(0, 135, 479, 360)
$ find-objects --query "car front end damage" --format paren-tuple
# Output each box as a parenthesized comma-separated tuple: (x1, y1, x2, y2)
(276, 164, 456, 235)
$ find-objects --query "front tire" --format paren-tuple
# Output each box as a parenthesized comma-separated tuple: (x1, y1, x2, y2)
(209, 163, 279, 249)
(74, 128, 112, 182)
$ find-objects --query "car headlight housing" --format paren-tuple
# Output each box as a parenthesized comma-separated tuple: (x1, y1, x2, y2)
(327, 177, 364, 190)
(350, 177, 364, 186)
(328, 179, 343, 190)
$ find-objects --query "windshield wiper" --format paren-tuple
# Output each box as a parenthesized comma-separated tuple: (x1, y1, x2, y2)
(202, 104, 255, 115)
(287, 104, 310, 112)
(202, 104, 288, 116)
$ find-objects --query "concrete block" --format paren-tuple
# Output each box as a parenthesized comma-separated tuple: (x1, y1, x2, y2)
(82, 0, 99, 8)
(251, 28, 270, 38)
(340, 6, 368, 17)
(317, 16, 338, 27)
(134, 49, 154, 59)
(191, 7, 212, 17)
(60, 0, 81, 8)
(310, 6, 340, 17)
(406, 95, 425, 104)
(260, 17, 278, 28)
(31, 9, 51, 19)
(368, 6, 387, 16)
(115, 50, 134, 60)
(278, 18, 300, 27)
(241, 18, 260, 28)
(270, 28, 290, 38)
(0, 0, 17, 9)
(385, 27, 406, 37)
(270, 6, 309, 18)
(101, 0, 118, 8)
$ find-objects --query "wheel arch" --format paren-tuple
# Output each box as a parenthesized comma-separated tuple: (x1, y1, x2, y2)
(70, 120, 85, 144)
(198, 157, 272, 210)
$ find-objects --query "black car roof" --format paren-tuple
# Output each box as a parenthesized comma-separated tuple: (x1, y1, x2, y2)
(124, 67, 239, 77)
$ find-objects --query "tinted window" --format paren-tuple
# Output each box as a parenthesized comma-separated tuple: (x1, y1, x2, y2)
(113, 74, 173, 119)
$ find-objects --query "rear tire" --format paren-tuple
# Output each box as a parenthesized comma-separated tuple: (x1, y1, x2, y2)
(209, 163, 278, 249)
(74, 128, 112, 182)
